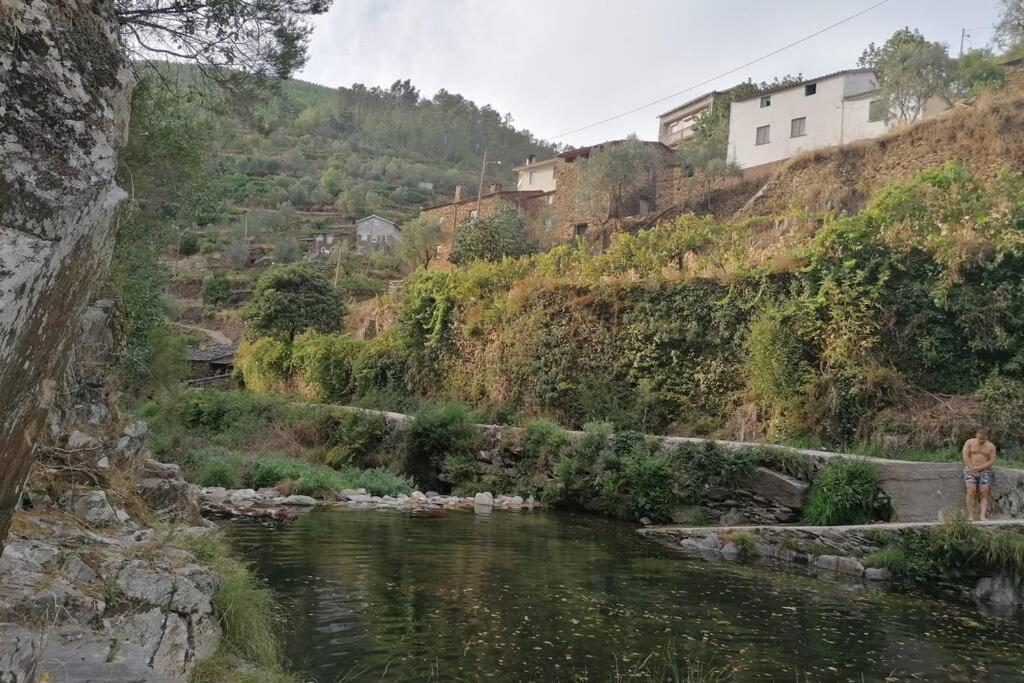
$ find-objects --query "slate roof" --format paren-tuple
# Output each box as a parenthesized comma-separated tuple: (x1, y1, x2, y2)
(186, 343, 236, 363)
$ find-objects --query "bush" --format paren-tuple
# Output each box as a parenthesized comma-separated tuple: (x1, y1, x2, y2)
(291, 333, 361, 403)
(978, 373, 1024, 454)
(404, 402, 479, 490)
(196, 459, 243, 488)
(245, 456, 410, 497)
(521, 420, 568, 462)
(235, 337, 292, 394)
(803, 458, 890, 525)
(202, 271, 234, 306)
(674, 441, 756, 504)
(322, 410, 390, 468)
(352, 336, 410, 394)
(179, 231, 200, 257)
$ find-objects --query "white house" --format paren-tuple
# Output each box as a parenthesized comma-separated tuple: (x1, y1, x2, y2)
(657, 90, 729, 148)
(514, 154, 558, 192)
(355, 215, 401, 254)
(726, 69, 947, 169)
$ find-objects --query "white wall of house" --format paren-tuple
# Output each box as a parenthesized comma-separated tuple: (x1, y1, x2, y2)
(727, 71, 885, 168)
(516, 161, 557, 192)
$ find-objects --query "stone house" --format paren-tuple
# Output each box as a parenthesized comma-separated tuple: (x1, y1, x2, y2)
(355, 215, 401, 254)
(420, 140, 674, 266)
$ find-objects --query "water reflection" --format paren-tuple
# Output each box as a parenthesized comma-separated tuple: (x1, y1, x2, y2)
(226, 508, 1024, 681)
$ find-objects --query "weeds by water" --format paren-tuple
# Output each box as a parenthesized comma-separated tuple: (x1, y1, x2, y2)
(567, 642, 731, 682)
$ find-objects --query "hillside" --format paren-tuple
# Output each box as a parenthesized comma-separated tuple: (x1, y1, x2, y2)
(181, 67, 557, 222)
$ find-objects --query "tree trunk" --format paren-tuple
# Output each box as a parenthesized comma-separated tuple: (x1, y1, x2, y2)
(0, 0, 133, 551)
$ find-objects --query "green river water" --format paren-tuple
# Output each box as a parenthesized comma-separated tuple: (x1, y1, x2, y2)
(225, 507, 1024, 681)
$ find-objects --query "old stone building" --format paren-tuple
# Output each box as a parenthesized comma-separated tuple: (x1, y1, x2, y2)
(421, 140, 674, 266)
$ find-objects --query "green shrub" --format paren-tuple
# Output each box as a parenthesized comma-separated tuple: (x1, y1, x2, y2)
(196, 459, 243, 488)
(745, 445, 814, 480)
(615, 448, 681, 522)
(292, 333, 361, 402)
(322, 411, 390, 468)
(978, 373, 1024, 454)
(675, 441, 756, 504)
(201, 271, 234, 306)
(803, 458, 890, 525)
(352, 337, 410, 394)
(236, 337, 292, 394)
(521, 420, 568, 461)
(245, 456, 411, 497)
(441, 450, 478, 484)
(179, 231, 200, 257)
(404, 402, 479, 489)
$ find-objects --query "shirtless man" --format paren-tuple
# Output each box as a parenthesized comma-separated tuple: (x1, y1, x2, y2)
(963, 429, 997, 521)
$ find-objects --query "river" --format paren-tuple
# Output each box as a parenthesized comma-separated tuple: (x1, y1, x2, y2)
(225, 507, 1024, 681)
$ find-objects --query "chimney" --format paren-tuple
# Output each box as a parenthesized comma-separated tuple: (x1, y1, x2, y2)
(526, 154, 535, 165)
(488, 182, 502, 194)
(453, 184, 468, 202)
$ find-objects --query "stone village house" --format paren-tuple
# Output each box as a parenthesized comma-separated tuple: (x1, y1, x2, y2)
(420, 140, 674, 267)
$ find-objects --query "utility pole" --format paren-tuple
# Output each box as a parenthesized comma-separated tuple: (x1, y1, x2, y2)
(475, 148, 488, 215)
(960, 27, 968, 57)
(475, 150, 502, 216)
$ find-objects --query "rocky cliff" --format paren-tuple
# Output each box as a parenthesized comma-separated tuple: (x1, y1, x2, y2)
(0, 0, 132, 549)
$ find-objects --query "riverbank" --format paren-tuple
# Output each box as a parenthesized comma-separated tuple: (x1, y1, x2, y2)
(641, 518, 1024, 611)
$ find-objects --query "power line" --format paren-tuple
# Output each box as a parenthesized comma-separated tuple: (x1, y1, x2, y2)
(548, 0, 892, 141)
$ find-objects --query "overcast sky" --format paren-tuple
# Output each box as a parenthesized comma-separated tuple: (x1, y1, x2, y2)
(299, 0, 1004, 149)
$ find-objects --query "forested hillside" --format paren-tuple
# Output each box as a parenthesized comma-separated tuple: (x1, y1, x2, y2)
(171, 65, 556, 220)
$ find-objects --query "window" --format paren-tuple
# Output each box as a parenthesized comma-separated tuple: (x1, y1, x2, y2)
(544, 216, 554, 229)
(760, 95, 771, 108)
(370, 234, 379, 243)
(529, 171, 535, 183)
(790, 117, 806, 138)
(755, 125, 770, 146)
(804, 83, 816, 96)
(546, 194, 554, 205)
(574, 223, 588, 237)
(469, 209, 478, 220)
(868, 99, 886, 122)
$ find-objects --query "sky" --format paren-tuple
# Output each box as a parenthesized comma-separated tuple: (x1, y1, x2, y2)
(299, 0, 1005, 149)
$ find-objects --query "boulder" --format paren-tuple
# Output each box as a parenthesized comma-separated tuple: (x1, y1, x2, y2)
(61, 554, 99, 584)
(339, 492, 372, 503)
(740, 467, 809, 509)
(63, 490, 122, 527)
(67, 430, 101, 450)
(720, 542, 740, 559)
(719, 508, 746, 526)
(474, 491, 494, 507)
(226, 489, 258, 507)
(410, 491, 427, 501)
(279, 495, 317, 506)
(140, 458, 181, 480)
(0, 625, 40, 682)
(865, 567, 892, 582)
(137, 477, 201, 524)
(974, 575, 1020, 606)
(123, 421, 149, 439)
(698, 533, 722, 551)
(115, 562, 215, 616)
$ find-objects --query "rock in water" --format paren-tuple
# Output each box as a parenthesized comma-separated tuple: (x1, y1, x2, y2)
(0, 0, 134, 551)
(474, 491, 494, 507)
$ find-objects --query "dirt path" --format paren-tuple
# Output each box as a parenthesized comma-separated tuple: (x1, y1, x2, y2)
(174, 322, 232, 347)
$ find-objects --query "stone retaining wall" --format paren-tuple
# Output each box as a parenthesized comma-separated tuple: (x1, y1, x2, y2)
(338, 406, 1024, 524)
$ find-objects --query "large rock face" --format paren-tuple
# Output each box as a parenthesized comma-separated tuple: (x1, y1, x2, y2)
(0, 0, 132, 549)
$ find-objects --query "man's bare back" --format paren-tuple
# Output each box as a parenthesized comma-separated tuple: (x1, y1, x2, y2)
(963, 430, 997, 521)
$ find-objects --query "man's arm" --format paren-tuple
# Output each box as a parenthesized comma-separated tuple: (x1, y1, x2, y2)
(962, 440, 972, 468)
(982, 444, 998, 470)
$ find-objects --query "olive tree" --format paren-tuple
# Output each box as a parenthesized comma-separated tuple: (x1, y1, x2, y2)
(114, 0, 332, 81)
(448, 202, 537, 265)
(243, 263, 343, 342)
(858, 28, 955, 123)
(573, 136, 663, 227)
(995, 0, 1024, 49)
(398, 214, 444, 270)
